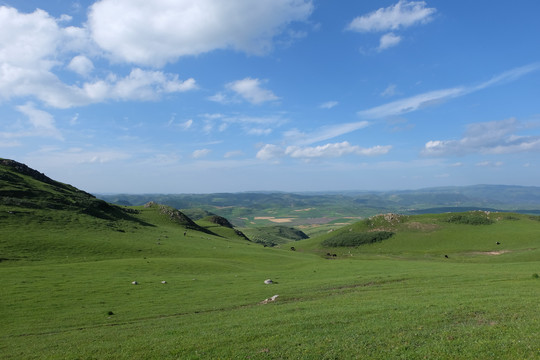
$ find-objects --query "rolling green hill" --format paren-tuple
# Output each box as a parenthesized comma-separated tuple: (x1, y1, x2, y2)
(1, 159, 540, 359)
(300, 211, 540, 263)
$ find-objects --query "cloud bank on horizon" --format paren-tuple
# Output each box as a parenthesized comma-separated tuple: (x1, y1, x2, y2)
(1, 0, 539, 193)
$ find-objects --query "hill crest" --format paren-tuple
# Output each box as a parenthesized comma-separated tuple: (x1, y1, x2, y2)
(1, 158, 139, 222)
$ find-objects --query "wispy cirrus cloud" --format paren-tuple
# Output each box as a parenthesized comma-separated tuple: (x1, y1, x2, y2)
(358, 87, 465, 119)
(476, 161, 503, 167)
(284, 121, 370, 146)
(224, 150, 245, 158)
(26, 147, 132, 166)
(358, 63, 540, 119)
(381, 84, 398, 97)
(0, 102, 64, 141)
(192, 148, 212, 159)
(200, 113, 287, 136)
(16, 102, 63, 140)
(319, 100, 338, 109)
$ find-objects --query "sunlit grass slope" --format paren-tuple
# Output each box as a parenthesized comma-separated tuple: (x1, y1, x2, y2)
(298, 212, 540, 262)
(2, 206, 539, 359)
(1, 160, 539, 359)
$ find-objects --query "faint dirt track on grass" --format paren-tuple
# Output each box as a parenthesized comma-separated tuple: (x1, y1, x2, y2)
(406, 222, 440, 231)
(470, 250, 511, 256)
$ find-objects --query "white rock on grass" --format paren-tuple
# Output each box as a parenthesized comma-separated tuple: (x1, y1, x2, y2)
(260, 294, 279, 304)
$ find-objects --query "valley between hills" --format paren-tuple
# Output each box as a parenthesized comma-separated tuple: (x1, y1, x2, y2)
(1, 158, 539, 359)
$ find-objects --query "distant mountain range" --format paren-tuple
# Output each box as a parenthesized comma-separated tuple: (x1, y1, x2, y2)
(2, 158, 539, 229)
(98, 184, 540, 226)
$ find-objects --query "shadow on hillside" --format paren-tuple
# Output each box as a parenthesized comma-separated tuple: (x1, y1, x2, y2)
(82, 201, 156, 227)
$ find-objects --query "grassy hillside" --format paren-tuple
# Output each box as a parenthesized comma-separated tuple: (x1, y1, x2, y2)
(1, 160, 540, 359)
(299, 211, 540, 262)
(0, 158, 141, 222)
(241, 225, 309, 247)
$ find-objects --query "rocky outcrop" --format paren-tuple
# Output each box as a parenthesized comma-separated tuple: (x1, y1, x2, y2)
(205, 215, 234, 228)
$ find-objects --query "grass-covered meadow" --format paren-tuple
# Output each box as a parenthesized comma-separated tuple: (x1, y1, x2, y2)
(1, 159, 539, 359)
(2, 203, 540, 359)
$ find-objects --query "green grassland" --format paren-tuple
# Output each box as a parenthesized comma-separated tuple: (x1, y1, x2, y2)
(1, 160, 540, 359)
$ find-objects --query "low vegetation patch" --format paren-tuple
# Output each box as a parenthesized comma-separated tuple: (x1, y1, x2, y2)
(443, 211, 494, 225)
(322, 231, 394, 247)
(365, 213, 407, 229)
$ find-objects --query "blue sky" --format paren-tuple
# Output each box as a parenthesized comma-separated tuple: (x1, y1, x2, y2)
(1, 0, 539, 193)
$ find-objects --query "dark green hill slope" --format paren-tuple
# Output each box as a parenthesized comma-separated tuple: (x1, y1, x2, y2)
(242, 225, 309, 247)
(181, 208, 215, 220)
(0, 158, 139, 222)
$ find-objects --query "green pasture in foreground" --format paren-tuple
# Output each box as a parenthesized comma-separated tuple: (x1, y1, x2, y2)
(1, 206, 540, 359)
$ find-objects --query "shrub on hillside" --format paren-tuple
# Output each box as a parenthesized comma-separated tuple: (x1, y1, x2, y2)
(364, 213, 407, 229)
(444, 212, 494, 225)
(322, 231, 394, 247)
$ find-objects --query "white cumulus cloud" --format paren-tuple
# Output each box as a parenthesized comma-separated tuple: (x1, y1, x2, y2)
(347, 1, 436, 52)
(67, 55, 94, 76)
(88, 0, 314, 66)
(378, 33, 402, 51)
(257, 142, 391, 161)
(106, 69, 197, 102)
(256, 144, 285, 160)
(225, 78, 279, 104)
(347, 0, 436, 33)
(0, 6, 197, 108)
(422, 118, 540, 157)
(286, 142, 391, 159)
